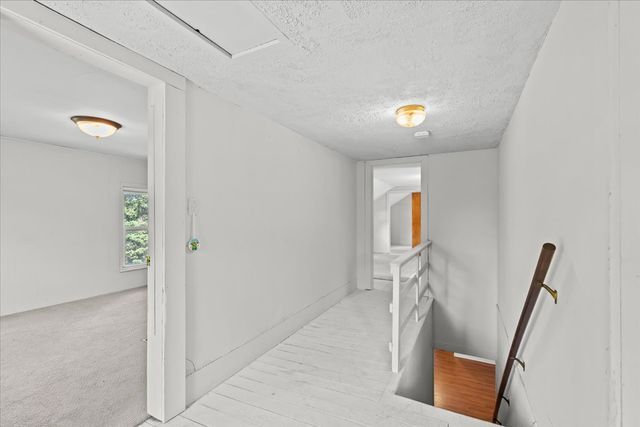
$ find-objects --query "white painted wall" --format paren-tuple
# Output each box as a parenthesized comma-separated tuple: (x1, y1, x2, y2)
(0, 137, 147, 315)
(373, 191, 390, 253)
(427, 149, 498, 361)
(373, 177, 392, 253)
(372, 177, 392, 200)
(184, 82, 357, 402)
(396, 299, 434, 405)
(495, 2, 638, 425)
(390, 194, 412, 247)
(620, 2, 640, 424)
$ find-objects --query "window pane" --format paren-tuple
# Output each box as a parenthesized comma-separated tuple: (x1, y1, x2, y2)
(124, 191, 148, 228)
(125, 229, 148, 266)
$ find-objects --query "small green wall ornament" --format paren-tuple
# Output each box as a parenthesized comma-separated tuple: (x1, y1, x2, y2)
(187, 207, 199, 253)
(187, 237, 200, 252)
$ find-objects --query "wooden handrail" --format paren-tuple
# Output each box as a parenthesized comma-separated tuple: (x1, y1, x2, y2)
(492, 243, 558, 424)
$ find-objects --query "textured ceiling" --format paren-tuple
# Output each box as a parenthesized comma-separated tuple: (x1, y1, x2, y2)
(40, 1, 559, 160)
(0, 16, 147, 158)
(374, 166, 421, 188)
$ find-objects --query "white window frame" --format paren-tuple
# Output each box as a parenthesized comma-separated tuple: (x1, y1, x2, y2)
(121, 186, 149, 272)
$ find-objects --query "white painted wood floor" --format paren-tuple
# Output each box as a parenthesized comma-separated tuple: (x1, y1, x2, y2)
(142, 290, 491, 427)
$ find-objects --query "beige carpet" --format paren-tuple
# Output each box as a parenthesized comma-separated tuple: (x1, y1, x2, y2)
(0, 287, 147, 427)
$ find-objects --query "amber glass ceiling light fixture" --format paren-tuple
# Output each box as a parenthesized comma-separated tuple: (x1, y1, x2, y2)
(395, 104, 426, 128)
(70, 116, 122, 139)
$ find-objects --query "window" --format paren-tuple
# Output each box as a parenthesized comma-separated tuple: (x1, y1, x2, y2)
(122, 187, 148, 271)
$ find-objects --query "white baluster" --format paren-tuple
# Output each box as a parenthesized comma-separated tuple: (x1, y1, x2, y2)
(416, 251, 421, 322)
(391, 262, 400, 373)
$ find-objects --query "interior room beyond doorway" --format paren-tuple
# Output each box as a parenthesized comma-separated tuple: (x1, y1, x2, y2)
(372, 164, 421, 287)
(0, 15, 150, 427)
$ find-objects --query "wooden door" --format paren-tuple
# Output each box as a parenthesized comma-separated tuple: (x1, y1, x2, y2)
(412, 192, 421, 247)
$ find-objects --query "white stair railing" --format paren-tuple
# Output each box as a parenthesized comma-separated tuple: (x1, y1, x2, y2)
(389, 240, 432, 373)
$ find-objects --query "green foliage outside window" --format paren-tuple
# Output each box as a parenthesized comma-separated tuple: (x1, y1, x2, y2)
(123, 191, 148, 266)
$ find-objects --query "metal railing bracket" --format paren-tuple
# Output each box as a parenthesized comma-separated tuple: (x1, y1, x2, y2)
(501, 395, 510, 407)
(509, 357, 526, 371)
(540, 283, 558, 304)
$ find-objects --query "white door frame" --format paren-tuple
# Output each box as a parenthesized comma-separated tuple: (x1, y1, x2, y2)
(0, 2, 187, 421)
(357, 156, 428, 289)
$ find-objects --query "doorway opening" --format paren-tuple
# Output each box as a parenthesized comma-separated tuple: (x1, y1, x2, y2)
(372, 164, 422, 289)
(0, 15, 151, 426)
(1, 2, 186, 423)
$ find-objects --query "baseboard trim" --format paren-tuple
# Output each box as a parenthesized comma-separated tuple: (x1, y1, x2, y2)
(0, 284, 147, 317)
(185, 281, 355, 404)
(434, 339, 497, 363)
(454, 352, 496, 365)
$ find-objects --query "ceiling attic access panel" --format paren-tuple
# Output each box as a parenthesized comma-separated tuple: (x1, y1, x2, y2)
(150, 0, 282, 58)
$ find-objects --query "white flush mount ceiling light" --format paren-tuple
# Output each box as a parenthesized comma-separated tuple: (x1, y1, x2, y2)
(70, 116, 122, 139)
(396, 104, 426, 128)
